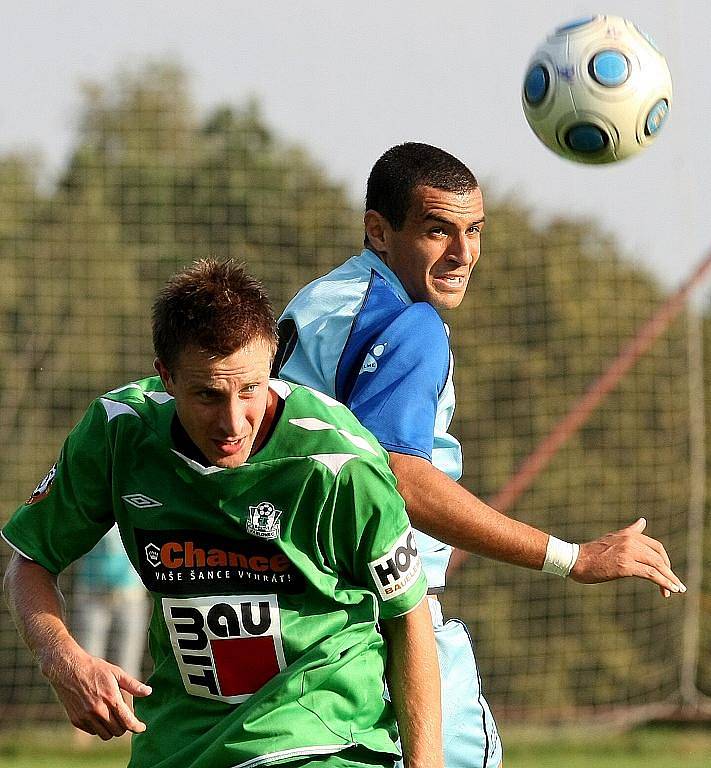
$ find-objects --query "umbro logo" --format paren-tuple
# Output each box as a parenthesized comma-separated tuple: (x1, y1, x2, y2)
(122, 493, 163, 509)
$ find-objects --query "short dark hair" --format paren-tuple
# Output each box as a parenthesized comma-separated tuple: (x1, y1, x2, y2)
(365, 142, 478, 233)
(152, 259, 278, 372)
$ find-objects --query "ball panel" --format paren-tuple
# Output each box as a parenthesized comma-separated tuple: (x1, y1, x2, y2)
(565, 124, 609, 153)
(555, 17, 596, 34)
(590, 51, 629, 87)
(524, 65, 549, 104)
(645, 99, 670, 136)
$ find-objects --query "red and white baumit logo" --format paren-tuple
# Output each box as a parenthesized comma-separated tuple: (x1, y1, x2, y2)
(162, 594, 286, 703)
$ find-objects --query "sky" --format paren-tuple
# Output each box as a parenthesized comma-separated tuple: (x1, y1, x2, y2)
(2, 0, 709, 295)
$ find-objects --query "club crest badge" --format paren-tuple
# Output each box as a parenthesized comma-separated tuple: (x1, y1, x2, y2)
(246, 501, 283, 540)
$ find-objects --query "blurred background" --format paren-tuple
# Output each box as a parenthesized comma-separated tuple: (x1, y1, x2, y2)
(0, 1, 709, 765)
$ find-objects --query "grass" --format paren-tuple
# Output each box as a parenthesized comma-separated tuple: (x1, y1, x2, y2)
(502, 723, 711, 768)
(0, 724, 709, 767)
(0, 728, 130, 767)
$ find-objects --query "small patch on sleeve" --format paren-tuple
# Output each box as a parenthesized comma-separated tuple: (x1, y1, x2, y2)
(368, 527, 422, 601)
(26, 463, 57, 505)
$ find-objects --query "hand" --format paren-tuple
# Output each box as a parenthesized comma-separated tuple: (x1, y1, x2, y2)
(570, 517, 686, 598)
(42, 645, 152, 740)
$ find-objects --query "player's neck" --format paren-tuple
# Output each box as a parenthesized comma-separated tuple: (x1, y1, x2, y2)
(250, 387, 281, 458)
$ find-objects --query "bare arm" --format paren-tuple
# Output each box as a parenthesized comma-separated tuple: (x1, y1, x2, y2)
(3, 552, 151, 739)
(381, 598, 443, 768)
(388, 452, 685, 596)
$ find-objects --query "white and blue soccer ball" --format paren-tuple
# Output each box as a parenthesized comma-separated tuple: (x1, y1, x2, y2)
(522, 15, 672, 164)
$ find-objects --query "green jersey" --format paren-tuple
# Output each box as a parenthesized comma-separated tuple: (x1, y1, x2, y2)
(2, 378, 427, 768)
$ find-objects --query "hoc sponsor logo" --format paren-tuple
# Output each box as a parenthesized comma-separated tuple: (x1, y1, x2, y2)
(26, 463, 57, 505)
(246, 501, 282, 540)
(368, 527, 422, 601)
(134, 529, 305, 595)
(162, 594, 286, 703)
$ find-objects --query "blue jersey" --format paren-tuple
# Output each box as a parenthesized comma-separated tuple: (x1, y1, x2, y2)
(276, 249, 462, 590)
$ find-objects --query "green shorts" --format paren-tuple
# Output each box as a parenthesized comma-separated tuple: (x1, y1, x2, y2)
(287, 746, 395, 767)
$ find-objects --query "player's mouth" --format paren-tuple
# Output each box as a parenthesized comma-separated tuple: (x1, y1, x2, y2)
(433, 274, 468, 291)
(213, 437, 248, 456)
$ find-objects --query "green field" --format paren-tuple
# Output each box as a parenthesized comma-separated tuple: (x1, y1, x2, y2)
(1, 725, 710, 767)
(502, 724, 711, 767)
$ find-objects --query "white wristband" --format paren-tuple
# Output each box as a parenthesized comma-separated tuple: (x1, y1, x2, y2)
(542, 535, 580, 578)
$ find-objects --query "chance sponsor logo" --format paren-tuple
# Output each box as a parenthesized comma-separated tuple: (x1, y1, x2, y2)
(368, 527, 422, 601)
(163, 594, 286, 703)
(26, 463, 57, 505)
(134, 529, 305, 595)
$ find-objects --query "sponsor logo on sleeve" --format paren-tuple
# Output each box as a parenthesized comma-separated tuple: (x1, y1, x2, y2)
(26, 463, 57, 505)
(134, 529, 304, 595)
(368, 527, 422, 601)
(162, 594, 286, 703)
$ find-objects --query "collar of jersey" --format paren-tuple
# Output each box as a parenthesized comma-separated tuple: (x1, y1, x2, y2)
(359, 248, 413, 306)
(170, 380, 291, 475)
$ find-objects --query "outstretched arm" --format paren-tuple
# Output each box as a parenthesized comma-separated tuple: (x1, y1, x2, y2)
(381, 598, 443, 768)
(3, 552, 151, 739)
(388, 452, 685, 597)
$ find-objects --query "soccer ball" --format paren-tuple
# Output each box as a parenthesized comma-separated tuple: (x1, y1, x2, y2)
(522, 15, 672, 164)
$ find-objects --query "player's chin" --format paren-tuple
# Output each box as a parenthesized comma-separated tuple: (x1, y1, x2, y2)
(430, 288, 467, 310)
(213, 456, 248, 469)
(210, 447, 250, 469)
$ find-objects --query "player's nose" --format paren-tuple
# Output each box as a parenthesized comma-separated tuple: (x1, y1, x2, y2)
(449, 231, 476, 265)
(219, 397, 247, 437)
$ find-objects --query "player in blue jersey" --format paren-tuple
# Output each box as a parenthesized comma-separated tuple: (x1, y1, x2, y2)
(274, 142, 686, 768)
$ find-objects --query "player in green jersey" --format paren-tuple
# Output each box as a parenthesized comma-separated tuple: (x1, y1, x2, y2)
(2, 260, 442, 768)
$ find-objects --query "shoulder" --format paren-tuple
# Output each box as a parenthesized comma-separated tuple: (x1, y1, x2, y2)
(83, 377, 173, 434)
(99, 376, 169, 404)
(349, 262, 448, 345)
(343, 278, 448, 368)
(281, 255, 372, 324)
(270, 379, 388, 466)
(388, 301, 447, 338)
(98, 376, 170, 408)
(360, 301, 450, 372)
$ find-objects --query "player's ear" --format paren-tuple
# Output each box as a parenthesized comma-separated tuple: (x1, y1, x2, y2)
(364, 210, 390, 254)
(154, 358, 175, 394)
